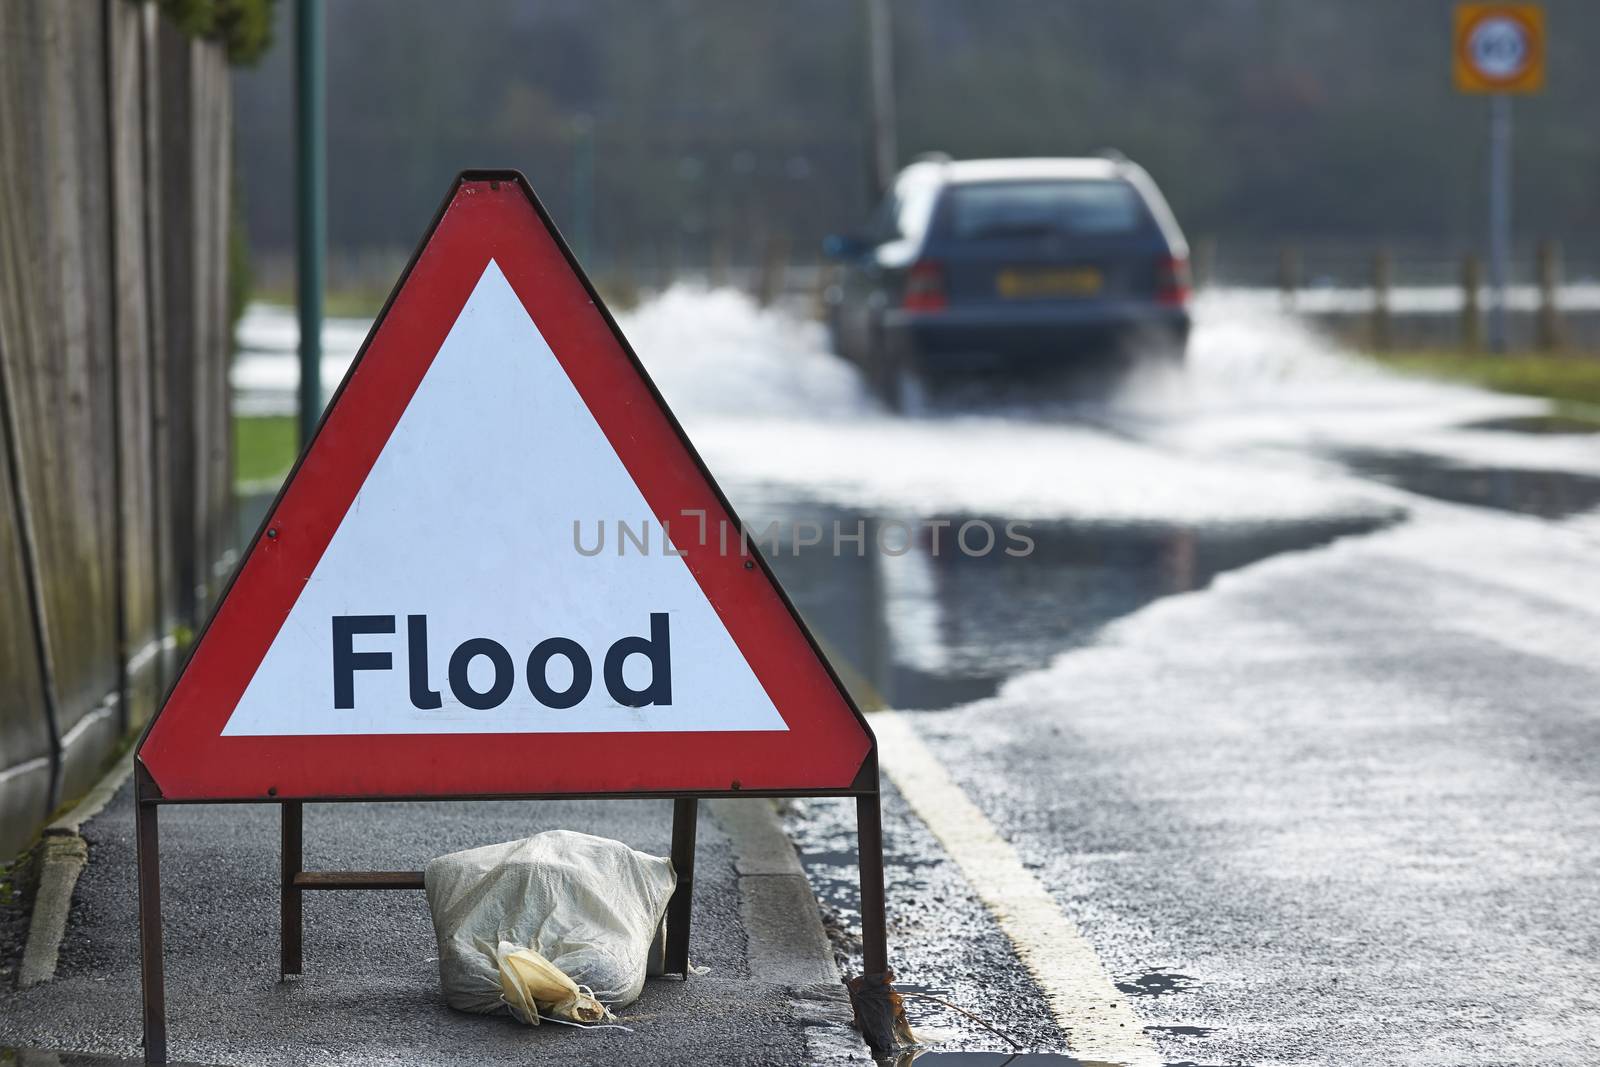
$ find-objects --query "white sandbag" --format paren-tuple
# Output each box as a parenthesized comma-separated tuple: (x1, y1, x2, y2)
(424, 830, 676, 1017)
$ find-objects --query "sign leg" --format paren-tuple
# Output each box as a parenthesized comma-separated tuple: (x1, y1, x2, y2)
(855, 792, 888, 976)
(664, 797, 698, 976)
(281, 801, 304, 977)
(136, 786, 167, 1066)
(845, 789, 913, 1058)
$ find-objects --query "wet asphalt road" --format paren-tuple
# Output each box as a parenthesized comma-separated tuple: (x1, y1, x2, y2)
(791, 506, 1600, 1066)
(0, 790, 861, 1065)
(236, 293, 1600, 1064)
(620, 291, 1600, 1065)
(10, 292, 1600, 1066)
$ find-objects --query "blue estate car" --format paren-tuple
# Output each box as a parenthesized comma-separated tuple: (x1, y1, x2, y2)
(824, 154, 1191, 407)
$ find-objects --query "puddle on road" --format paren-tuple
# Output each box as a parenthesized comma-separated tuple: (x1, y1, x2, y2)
(759, 505, 1394, 712)
(1336, 449, 1600, 520)
(237, 487, 1395, 720)
(1144, 1024, 1217, 1037)
(1462, 413, 1600, 435)
(1115, 971, 1198, 998)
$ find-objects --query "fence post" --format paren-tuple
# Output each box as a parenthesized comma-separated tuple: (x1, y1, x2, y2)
(1536, 238, 1562, 351)
(709, 233, 731, 290)
(1370, 248, 1392, 352)
(1461, 252, 1483, 352)
(665, 238, 682, 291)
(610, 248, 638, 309)
(1192, 236, 1216, 291)
(756, 233, 788, 307)
(1277, 246, 1300, 311)
(812, 255, 832, 321)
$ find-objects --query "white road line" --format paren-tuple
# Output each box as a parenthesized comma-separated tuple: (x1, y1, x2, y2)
(872, 709, 1159, 1066)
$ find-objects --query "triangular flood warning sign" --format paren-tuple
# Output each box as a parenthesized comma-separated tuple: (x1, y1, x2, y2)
(138, 172, 873, 801)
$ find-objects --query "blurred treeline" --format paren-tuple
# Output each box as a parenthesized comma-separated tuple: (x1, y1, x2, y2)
(234, 0, 1600, 275)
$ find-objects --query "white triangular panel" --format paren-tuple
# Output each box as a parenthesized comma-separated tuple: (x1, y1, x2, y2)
(223, 262, 787, 735)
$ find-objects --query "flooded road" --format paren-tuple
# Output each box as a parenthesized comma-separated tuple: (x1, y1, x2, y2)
(235, 291, 1600, 1065)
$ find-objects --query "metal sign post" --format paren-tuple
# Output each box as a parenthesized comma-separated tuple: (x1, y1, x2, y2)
(132, 172, 902, 1065)
(294, 0, 325, 446)
(1486, 93, 1512, 352)
(1453, 3, 1545, 354)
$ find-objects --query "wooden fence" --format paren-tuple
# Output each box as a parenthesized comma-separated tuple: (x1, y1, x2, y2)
(1193, 237, 1600, 351)
(0, 1, 234, 859)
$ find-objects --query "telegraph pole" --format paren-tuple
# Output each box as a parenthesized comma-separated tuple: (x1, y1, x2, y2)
(865, 0, 896, 198)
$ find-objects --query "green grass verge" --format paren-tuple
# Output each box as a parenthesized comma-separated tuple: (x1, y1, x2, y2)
(1374, 351, 1600, 410)
(250, 274, 642, 320)
(234, 414, 297, 486)
(251, 287, 393, 319)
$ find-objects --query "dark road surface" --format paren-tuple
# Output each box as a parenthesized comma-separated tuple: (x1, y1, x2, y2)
(9, 292, 1600, 1066)
(629, 291, 1600, 1066)
(793, 507, 1600, 1065)
(1, 791, 858, 1065)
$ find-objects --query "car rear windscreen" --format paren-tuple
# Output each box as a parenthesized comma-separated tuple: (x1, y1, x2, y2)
(943, 180, 1146, 240)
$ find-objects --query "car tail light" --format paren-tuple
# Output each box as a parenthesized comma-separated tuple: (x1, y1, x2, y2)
(903, 260, 947, 311)
(1156, 254, 1192, 307)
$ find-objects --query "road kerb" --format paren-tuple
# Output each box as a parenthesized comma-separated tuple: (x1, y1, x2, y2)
(708, 797, 862, 1062)
(709, 797, 842, 989)
(17, 753, 133, 988)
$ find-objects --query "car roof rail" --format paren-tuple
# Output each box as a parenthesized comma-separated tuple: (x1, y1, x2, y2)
(911, 151, 954, 166)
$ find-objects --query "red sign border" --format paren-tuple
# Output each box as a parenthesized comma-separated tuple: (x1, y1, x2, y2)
(134, 170, 876, 803)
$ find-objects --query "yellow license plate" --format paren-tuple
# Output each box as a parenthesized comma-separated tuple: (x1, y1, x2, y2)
(996, 267, 1102, 299)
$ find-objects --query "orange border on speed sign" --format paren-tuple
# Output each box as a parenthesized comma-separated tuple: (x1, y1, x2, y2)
(1454, 4, 1545, 93)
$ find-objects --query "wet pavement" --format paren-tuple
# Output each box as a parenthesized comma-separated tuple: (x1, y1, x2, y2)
(850, 511, 1600, 1065)
(16, 291, 1600, 1065)
(0, 788, 860, 1066)
(598, 290, 1600, 1065)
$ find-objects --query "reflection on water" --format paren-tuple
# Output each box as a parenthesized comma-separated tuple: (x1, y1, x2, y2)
(758, 504, 1394, 712)
(233, 487, 1393, 722)
(1462, 414, 1600, 435)
(1336, 449, 1600, 520)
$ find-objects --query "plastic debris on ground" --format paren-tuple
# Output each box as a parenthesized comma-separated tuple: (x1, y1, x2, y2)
(496, 941, 611, 1025)
(424, 830, 677, 1025)
(847, 968, 919, 1058)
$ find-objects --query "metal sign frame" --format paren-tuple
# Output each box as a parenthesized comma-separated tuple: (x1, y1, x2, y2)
(132, 171, 891, 1065)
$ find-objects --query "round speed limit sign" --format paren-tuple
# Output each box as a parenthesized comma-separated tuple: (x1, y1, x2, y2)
(1468, 16, 1530, 80)
(1454, 4, 1545, 93)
